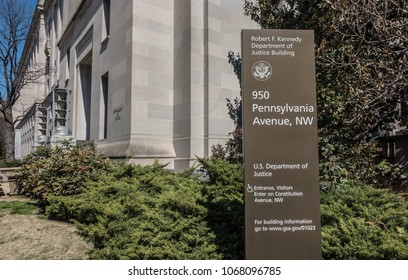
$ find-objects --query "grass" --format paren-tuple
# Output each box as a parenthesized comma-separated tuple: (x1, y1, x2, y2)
(0, 196, 92, 260)
(0, 199, 38, 217)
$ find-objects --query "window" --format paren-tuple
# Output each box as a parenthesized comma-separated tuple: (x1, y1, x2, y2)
(66, 47, 70, 75)
(65, 47, 70, 86)
(59, 0, 64, 26)
(102, 0, 111, 39)
(101, 72, 109, 139)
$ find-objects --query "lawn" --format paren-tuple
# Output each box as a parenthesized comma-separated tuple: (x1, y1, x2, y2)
(0, 196, 92, 260)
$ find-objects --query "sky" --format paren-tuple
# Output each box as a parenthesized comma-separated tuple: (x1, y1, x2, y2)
(24, 0, 38, 23)
(0, 0, 38, 100)
(25, 0, 38, 11)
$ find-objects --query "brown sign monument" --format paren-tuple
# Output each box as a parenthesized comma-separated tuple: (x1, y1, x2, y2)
(242, 29, 321, 259)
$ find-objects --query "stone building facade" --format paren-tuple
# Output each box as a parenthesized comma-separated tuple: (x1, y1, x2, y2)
(15, 0, 256, 170)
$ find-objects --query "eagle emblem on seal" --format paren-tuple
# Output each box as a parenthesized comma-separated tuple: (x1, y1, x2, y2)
(252, 61, 272, 81)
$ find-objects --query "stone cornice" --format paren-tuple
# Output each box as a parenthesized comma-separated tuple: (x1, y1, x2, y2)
(57, 0, 92, 47)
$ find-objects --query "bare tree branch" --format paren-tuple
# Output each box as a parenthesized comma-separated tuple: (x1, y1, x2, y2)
(0, 0, 37, 161)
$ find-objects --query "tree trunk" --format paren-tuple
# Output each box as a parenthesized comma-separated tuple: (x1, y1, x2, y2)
(2, 106, 15, 162)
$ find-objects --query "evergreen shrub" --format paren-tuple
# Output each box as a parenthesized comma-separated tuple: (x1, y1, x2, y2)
(198, 158, 244, 259)
(46, 162, 221, 260)
(16, 142, 408, 259)
(321, 181, 408, 259)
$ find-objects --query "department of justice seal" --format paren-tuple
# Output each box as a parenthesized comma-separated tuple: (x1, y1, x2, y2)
(252, 61, 272, 81)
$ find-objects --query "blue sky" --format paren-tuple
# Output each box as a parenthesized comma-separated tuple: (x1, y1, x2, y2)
(0, 0, 39, 99)
(23, 0, 38, 14)
(25, 0, 38, 10)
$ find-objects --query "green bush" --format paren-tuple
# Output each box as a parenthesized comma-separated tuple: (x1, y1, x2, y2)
(321, 181, 408, 259)
(46, 163, 221, 260)
(16, 143, 115, 208)
(0, 159, 22, 168)
(198, 158, 244, 259)
(197, 159, 408, 259)
(319, 138, 401, 187)
(17, 142, 408, 260)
